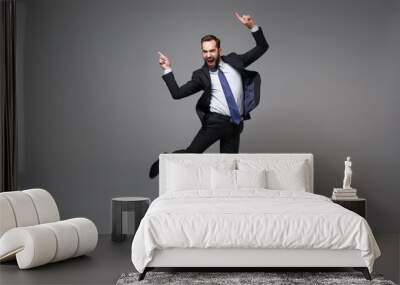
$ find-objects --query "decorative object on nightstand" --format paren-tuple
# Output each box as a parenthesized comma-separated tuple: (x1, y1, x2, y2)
(111, 197, 150, 242)
(343, 156, 353, 189)
(332, 156, 358, 200)
(332, 156, 366, 217)
(332, 187, 358, 200)
(332, 198, 366, 218)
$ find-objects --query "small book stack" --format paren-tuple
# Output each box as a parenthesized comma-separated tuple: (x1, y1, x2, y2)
(332, 188, 358, 200)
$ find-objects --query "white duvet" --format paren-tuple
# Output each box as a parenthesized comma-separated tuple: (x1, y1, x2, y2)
(131, 189, 380, 273)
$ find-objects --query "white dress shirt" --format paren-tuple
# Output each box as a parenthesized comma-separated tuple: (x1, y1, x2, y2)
(163, 26, 259, 117)
(209, 59, 243, 116)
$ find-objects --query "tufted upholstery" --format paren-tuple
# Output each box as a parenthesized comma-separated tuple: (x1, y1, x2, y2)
(0, 189, 98, 269)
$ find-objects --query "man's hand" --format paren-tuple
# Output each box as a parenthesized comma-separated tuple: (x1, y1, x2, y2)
(235, 12, 256, 29)
(158, 51, 171, 70)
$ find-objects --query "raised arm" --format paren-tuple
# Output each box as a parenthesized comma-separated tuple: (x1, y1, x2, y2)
(158, 51, 203, 99)
(235, 12, 269, 68)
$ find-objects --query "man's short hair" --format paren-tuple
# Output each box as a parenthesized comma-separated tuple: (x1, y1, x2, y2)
(201, 34, 220, 49)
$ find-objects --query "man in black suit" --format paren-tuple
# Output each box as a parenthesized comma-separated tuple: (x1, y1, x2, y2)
(149, 12, 269, 178)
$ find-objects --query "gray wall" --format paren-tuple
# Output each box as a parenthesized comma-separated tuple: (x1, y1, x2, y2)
(17, 0, 400, 238)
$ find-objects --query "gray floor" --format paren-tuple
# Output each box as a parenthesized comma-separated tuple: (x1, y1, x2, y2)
(1, 234, 398, 285)
(0, 235, 133, 285)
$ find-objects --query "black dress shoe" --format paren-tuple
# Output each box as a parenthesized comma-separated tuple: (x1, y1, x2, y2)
(149, 159, 159, 179)
(149, 151, 186, 179)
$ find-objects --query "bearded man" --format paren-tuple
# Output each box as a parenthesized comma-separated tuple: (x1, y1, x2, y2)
(150, 12, 269, 178)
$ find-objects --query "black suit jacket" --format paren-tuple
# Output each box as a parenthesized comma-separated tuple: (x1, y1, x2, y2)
(162, 27, 269, 125)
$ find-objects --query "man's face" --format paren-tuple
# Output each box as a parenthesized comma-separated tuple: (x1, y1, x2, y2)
(202, 40, 221, 69)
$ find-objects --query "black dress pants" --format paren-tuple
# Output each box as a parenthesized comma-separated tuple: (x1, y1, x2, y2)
(184, 112, 244, 153)
(149, 112, 244, 178)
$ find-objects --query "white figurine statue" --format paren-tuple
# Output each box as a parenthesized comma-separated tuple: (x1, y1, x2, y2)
(342, 156, 352, 189)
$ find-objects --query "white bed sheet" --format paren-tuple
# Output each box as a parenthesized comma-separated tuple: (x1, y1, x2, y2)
(131, 189, 380, 273)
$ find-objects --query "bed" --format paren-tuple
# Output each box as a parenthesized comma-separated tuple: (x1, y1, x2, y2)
(131, 153, 381, 280)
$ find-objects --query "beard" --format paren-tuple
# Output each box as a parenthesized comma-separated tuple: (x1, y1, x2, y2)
(204, 54, 220, 70)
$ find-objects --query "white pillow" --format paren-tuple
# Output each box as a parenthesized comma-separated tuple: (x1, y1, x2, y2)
(238, 159, 308, 191)
(211, 168, 268, 190)
(237, 169, 267, 188)
(211, 168, 236, 190)
(266, 166, 306, 191)
(166, 159, 236, 191)
(166, 162, 211, 191)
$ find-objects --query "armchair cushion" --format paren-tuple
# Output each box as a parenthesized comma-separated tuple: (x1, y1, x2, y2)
(0, 189, 97, 269)
(0, 218, 97, 269)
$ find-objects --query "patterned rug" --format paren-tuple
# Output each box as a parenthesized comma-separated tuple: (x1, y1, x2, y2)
(116, 271, 397, 285)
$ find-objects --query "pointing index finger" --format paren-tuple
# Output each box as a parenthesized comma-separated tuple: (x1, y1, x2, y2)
(235, 12, 242, 21)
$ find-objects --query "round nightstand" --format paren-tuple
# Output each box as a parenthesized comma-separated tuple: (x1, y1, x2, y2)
(111, 197, 150, 242)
